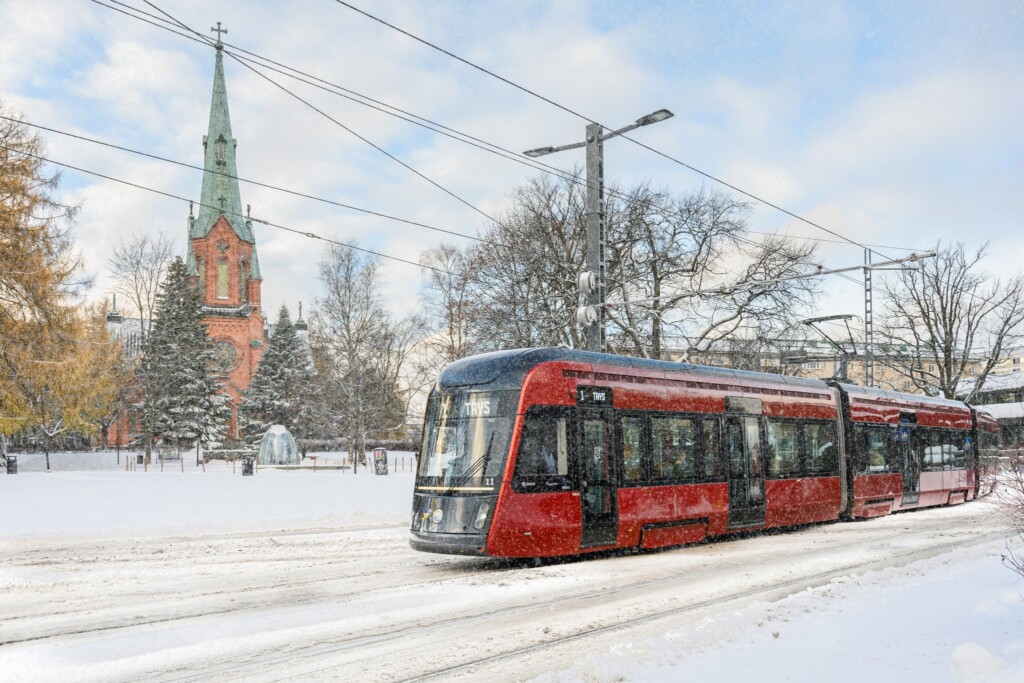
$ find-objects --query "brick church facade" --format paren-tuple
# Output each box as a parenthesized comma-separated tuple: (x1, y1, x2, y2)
(184, 30, 266, 438)
(105, 29, 288, 446)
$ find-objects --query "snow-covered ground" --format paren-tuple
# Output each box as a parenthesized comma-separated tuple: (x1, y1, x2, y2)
(1, 451, 1022, 682)
(1, 450, 416, 538)
(540, 541, 1024, 683)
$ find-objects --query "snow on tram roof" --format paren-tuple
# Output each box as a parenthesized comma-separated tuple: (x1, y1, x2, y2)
(438, 347, 830, 392)
(972, 402, 1024, 420)
(837, 382, 970, 411)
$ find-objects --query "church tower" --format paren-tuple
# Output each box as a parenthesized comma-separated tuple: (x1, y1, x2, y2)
(186, 23, 265, 438)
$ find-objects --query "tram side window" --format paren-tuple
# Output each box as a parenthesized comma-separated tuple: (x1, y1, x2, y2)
(954, 431, 968, 468)
(938, 429, 952, 470)
(621, 416, 645, 483)
(855, 424, 890, 474)
(651, 416, 697, 480)
(804, 422, 837, 475)
(919, 429, 933, 470)
(933, 429, 966, 469)
(514, 409, 569, 485)
(921, 429, 945, 471)
(702, 418, 721, 479)
(766, 420, 799, 476)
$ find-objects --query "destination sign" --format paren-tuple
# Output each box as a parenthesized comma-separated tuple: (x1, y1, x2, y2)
(577, 386, 613, 406)
(429, 390, 514, 422)
(462, 398, 493, 417)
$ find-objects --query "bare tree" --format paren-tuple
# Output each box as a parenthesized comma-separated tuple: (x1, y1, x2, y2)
(879, 242, 1024, 399)
(315, 244, 422, 464)
(419, 244, 476, 372)
(463, 172, 587, 350)
(365, 313, 426, 438)
(420, 173, 819, 362)
(108, 232, 174, 339)
(605, 185, 818, 359)
(993, 454, 1024, 578)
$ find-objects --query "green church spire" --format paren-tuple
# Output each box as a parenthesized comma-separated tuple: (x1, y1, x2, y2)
(192, 24, 254, 244)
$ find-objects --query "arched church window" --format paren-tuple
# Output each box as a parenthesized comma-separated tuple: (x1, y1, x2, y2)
(239, 260, 248, 303)
(217, 258, 229, 299)
(216, 134, 226, 165)
(197, 257, 205, 296)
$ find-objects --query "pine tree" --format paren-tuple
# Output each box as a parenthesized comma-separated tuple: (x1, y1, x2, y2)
(239, 306, 317, 445)
(136, 257, 228, 458)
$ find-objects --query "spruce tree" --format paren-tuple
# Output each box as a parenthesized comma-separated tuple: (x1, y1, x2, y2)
(239, 306, 317, 445)
(136, 257, 229, 457)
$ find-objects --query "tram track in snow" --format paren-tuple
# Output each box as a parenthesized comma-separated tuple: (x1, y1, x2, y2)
(0, 514, 944, 647)
(0, 546, 477, 646)
(145, 508, 1009, 682)
(1, 507, 996, 651)
(396, 528, 1017, 683)
(2, 521, 412, 560)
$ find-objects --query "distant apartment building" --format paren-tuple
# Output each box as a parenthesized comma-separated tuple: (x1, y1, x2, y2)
(663, 339, 984, 393)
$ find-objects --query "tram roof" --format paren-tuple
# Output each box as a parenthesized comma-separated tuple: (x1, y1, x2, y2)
(438, 347, 832, 392)
(837, 382, 969, 412)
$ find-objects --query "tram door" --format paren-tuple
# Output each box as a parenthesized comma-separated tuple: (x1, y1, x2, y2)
(576, 409, 618, 548)
(725, 415, 766, 528)
(897, 421, 920, 505)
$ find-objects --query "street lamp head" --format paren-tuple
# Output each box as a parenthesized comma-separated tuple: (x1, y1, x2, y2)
(523, 146, 556, 158)
(635, 109, 674, 127)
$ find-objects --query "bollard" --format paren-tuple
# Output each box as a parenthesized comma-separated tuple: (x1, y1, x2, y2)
(241, 457, 254, 476)
(5, 456, 16, 475)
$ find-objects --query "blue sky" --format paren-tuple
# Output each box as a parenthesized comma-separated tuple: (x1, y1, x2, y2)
(1, 0, 1021, 328)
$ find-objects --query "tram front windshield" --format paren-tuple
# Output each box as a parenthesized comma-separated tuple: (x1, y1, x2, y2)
(416, 391, 513, 495)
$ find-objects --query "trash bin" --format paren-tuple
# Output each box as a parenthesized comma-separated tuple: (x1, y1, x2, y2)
(136, 454, 144, 465)
(241, 458, 254, 476)
(5, 456, 16, 475)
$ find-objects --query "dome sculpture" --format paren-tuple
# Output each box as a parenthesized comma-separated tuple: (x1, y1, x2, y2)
(257, 425, 300, 466)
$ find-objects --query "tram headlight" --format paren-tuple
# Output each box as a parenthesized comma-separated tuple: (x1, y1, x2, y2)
(474, 503, 490, 530)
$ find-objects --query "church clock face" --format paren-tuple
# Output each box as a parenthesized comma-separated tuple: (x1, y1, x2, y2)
(214, 340, 239, 374)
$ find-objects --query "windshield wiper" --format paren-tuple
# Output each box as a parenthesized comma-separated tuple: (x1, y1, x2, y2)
(442, 431, 496, 496)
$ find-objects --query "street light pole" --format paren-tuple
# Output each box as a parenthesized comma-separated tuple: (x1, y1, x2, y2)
(584, 123, 605, 353)
(525, 109, 673, 353)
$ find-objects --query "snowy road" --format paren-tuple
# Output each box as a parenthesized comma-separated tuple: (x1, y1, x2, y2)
(0, 499, 1013, 682)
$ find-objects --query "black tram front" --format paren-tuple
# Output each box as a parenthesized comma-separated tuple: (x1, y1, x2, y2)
(410, 362, 521, 555)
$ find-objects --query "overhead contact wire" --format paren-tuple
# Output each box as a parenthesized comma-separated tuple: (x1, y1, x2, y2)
(332, 0, 900, 262)
(95, 0, 925, 255)
(0, 144, 446, 275)
(142, 0, 501, 229)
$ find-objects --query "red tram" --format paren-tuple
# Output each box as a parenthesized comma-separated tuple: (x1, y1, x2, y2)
(410, 348, 994, 558)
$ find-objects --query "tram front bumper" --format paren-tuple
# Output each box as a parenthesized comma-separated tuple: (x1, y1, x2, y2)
(409, 530, 489, 556)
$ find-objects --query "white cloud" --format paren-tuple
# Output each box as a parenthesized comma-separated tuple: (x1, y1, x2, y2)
(1, 0, 1021, 328)
(809, 69, 1023, 172)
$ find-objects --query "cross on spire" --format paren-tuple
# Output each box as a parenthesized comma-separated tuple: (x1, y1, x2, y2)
(211, 21, 227, 48)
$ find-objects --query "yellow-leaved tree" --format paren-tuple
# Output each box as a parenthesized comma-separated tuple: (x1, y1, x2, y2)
(0, 100, 102, 464)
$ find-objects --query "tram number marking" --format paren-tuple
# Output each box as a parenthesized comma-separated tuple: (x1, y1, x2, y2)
(484, 477, 495, 487)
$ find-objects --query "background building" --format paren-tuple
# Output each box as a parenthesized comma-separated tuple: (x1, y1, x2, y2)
(184, 33, 266, 438)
